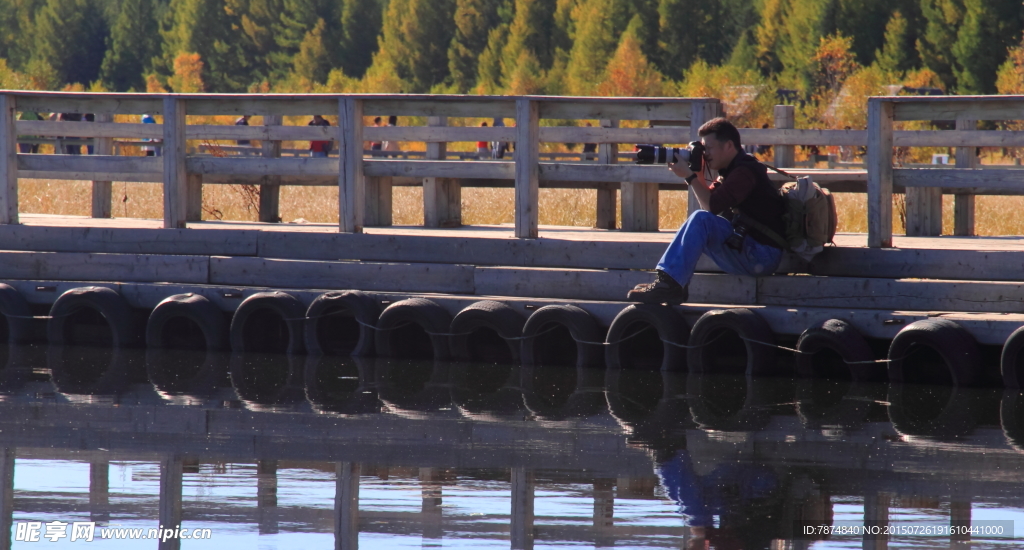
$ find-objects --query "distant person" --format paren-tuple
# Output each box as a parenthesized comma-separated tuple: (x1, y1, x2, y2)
(476, 121, 490, 159)
(755, 123, 771, 157)
(582, 122, 597, 161)
(235, 115, 251, 147)
(141, 114, 161, 157)
(16, 111, 41, 154)
(84, 113, 95, 154)
(369, 116, 383, 156)
(382, 115, 400, 158)
(490, 117, 509, 159)
(308, 115, 332, 158)
(839, 126, 854, 162)
(58, 112, 82, 154)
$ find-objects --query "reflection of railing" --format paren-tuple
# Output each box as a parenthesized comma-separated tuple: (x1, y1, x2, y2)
(0, 91, 723, 235)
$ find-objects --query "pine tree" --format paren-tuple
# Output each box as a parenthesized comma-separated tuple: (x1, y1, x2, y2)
(340, 0, 383, 78)
(374, 0, 457, 92)
(775, 0, 838, 94)
(874, 11, 915, 77)
(160, 0, 250, 92)
(598, 16, 663, 96)
(229, 0, 284, 83)
(917, 0, 962, 93)
(951, 0, 1023, 94)
(268, 0, 341, 81)
(474, 22, 508, 93)
(996, 33, 1024, 95)
(100, 0, 161, 91)
(502, 0, 557, 80)
(0, 0, 46, 71)
(293, 18, 332, 84)
(657, 0, 703, 78)
(447, 0, 501, 92)
(32, 0, 108, 87)
(565, 0, 631, 95)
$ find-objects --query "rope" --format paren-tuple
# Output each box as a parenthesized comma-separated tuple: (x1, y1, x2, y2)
(736, 335, 925, 365)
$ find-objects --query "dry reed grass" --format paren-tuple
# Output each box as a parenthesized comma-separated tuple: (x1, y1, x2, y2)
(19, 177, 1024, 237)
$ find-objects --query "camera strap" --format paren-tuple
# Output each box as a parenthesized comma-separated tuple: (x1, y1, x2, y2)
(763, 164, 793, 178)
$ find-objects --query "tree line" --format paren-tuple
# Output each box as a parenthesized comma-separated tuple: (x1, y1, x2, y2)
(0, 0, 1022, 108)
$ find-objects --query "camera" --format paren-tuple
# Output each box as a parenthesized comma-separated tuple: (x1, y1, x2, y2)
(633, 141, 705, 173)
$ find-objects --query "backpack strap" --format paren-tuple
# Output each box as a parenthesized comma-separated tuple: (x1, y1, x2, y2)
(733, 211, 789, 251)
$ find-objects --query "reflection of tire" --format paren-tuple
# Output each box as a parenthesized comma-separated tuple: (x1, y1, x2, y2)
(605, 305, 689, 371)
(229, 292, 306, 355)
(374, 298, 453, 361)
(229, 352, 306, 407)
(795, 319, 879, 381)
(304, 291, 380, 357)
(304, 355, 379, 414)
(687, 309, 778, 376)
(49, 345, 145, 395)
(888, 319, 979, 386)
(0, 283, 37, 344)
(1000, 326, 1024, 388)
(687, 373, 780, 432)
(146, 293, 228, 351)
(795, 378, 883, 430)
(521, 305, 604, 369)
(888, 383, 978, 439)
(146, 347, 228, 396)
(449, 301, 525, 364)
(1000, 390, 1024, 451)
(48, 287, 140, 348)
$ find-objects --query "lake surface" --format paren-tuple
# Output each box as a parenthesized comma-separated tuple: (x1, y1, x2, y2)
(0, 345, 1022, 549)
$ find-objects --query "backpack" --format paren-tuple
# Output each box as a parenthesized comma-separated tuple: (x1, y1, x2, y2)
(735, 168, 838, 263)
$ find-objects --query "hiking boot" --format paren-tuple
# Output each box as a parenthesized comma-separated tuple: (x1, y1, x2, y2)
(627, 270, 688, 304)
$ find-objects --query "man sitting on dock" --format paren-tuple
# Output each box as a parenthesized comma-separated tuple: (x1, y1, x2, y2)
(627, 118, 786, 304)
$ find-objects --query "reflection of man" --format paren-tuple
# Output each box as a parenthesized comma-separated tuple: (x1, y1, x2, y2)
(627, 118, 786, 304)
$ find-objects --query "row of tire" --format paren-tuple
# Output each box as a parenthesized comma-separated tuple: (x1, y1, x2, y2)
(2, 283, 1022, 387)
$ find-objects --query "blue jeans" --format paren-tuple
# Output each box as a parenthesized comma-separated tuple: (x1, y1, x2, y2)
(656, 210, 783, 287)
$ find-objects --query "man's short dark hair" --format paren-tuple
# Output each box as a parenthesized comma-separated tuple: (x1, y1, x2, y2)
(698, 117, 742, 151)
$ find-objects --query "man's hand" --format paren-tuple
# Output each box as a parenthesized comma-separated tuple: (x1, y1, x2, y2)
(668, 160, 693, 179)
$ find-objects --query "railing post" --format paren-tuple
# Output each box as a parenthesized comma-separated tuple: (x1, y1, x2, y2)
(773, 105, 795, 168)
(954, 117, 977, 236)
(260, 114, 282, 223)
(335, 462, 360, 550)
(510, 467, 535, 550)
(158, 456, 183, 550)
(339, 97, 365, 233)
(0, 448, 13, 550)
(0, 94, 18, 224)
(162, 96, 189, 229)
(515, 98, 539, 239)
(867, 98, 894, 248)
(91, 113, 112, 218)
(424, 116, 461, 227)
(687, 100, 720, 217)
(595, 119, 617, 230)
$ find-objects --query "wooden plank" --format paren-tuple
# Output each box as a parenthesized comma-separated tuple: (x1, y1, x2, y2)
(363, 98, 516, 118)
(0, 95, 17, 224)
(515, 99, 540, 239)
(364, 176, 393, 226)
(0, 251, 208, 283)
(259, 114, 283, 223)
(91, 113, 113, 218)
(338, 98, 364, 233)
(621, 182, 659, 232)
(540, 126, 696, 144)
(867, 99, 894, 248)
(894, 168, 1024, 190)
(954, 118, 977, 237)
(159, 457, 183, 550)
(203, 174, 336, 186)
(163, 97, 188, 229)
(17, 120, 161, 139)
(0, 224, 258, 255)
(510, 468, 535, 550)
(19, 170, 164, 183)
(365, 159, 512, 179)
(18, 154, 161, 175)
(12, 95, 162, 116)
(209, 256, 475, 293)
(186, 174, 202, 222)
(187, 156, 337, 176)
(475, 267, 755, 303)
(904, 187, 941, 236)
(366, 125, 514, 143)
(891, 97, 1024, 122)
(773, 105, 795, 168)
(539, 163, 680, 184)
(336, 462, 360, 550)
(595, 120, 617, 230)
(186, 97, 337, 117)
(758, 275, 1024, 314)
(423, 116, 460, 228)
(740, 128, 1024, 148)
(539, 98, 699, 121)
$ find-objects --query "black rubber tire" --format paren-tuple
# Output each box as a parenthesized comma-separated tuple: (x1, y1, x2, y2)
(449, 300, 525, 364)
(1001, 325, 1024, 388)
(888, 382, 978, 439)
(888, 319, 980, 386)
(795, 319, 879, 381)
(0, 283, 37, 344)
(687, 309, 779, 376)
(374, 298, 453, 361)
(229, 291, 306, 355)
(48, 286, 140, 348)
(146, 293, 228, 351)
(304, 290, 380, 357)
(521, 304, 604, 369)
(605, 304, 689, 371)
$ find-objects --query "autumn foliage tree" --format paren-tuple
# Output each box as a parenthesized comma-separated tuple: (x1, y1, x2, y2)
(598, 23, 664, 97)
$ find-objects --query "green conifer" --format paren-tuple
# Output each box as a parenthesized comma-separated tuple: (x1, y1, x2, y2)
(447, 0, 501, 92)
(100, 0, 161, 91)
(32, 0, 108, 87)
(340, 0, 384, 78)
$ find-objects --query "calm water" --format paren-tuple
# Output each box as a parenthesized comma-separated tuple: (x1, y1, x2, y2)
(0, 344, 1021, 549)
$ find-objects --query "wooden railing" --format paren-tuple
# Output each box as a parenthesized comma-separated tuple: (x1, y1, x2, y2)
(0, 91, 722, 236)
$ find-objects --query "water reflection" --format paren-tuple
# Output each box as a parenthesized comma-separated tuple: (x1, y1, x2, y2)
(0, 345, 1016, 548)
